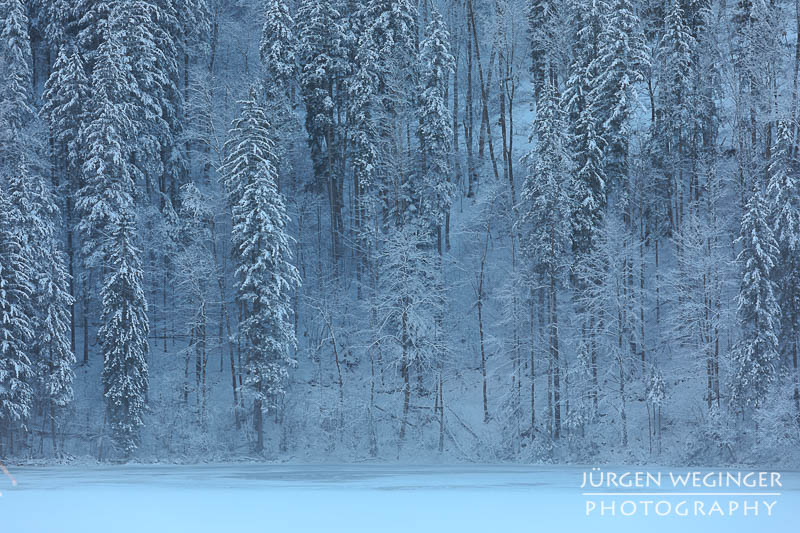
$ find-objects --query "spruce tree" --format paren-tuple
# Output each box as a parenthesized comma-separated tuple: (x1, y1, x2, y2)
(0, 184, 34, 435)
(296, 0, 348, 258)
(595, 0, 649, 185)
(6, 157, 75, 423)
(221, 91, 300, 452)
(731, 186, 781, 410)
(117, 0, 183, 203)
(569, 88, 606, 255)
(77, 20, 137, 267)
(767, 121, 800, 404)
(0, 0, 34, 153)
(74, 0, 113, 63)
(296, 0, 346, 180)
(43, 0, 75, 52)
(415, 8, 455, 242)
(518, 82, 573, 439)
(527, 0, 557, 98)
(100, 211, 150, 456)
(520, 83, 573, 275)
(565, 0, 609, 255)
(654, 0, 695, 234)
(260, 0, 296, 89)
(42, 46, 91, 185)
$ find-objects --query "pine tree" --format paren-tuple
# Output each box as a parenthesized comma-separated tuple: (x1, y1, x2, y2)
(767, 121, 800, 403)
(117, 0, 183, 203)
(595, 0, 649, 185)
(569, 88, 606, 255)
(43, 0, 75, 51)
(6, 157, 75, 422)
(296, 0, 348, 258)
(654, 0, 695, 234)
(519, 83, 573, 278)
(415, 8, 455, 243)
(518, 82, 573, 439)
(0, 0, 34, 153)
(77, 21, 137, 267)
(527, 0, 557, 98)
(260, 0, 296, 89)
(0, 183, 34, 435)
(221, 91, 300, 452)
(100, 211, 150, 456)
(731, 186, 781, 410)
(74, 0, 113, 63)
(565, 0, 609, 255)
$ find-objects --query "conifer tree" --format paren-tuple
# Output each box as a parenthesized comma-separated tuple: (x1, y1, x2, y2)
(74, 0, 113, 63)
(43, 0, 75, 52)
(767, 121, 800, 408)
(260, 0, 296, 89)
(655, 0, 695, 234)
(42, 47, 91, 185)
(0, 184, 34, 437)
(6, 157, 75, 426)
(569, 89, 606, 255)
(360, 0, 418, 98)
(0, 0, 34, 153)
(731, 186, 781, 410)
(415, 8, 455, 244)
(595, 0, 649, 185)
(527, 0, 557, 98)
(221, 91, 300, 452)
(296, 0, 348, 259)
(117, 0, 182, 202)
(565, 0, 609, 255)
(77, 21, 137, 267)
(518, 82, 573, 439)
(100, 212, 150, 456)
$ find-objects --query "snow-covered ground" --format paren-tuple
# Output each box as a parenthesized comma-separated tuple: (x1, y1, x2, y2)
(1, 464, 797, 532)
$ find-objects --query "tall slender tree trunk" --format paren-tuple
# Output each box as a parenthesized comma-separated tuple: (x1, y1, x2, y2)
(549, 272, 560, 440)
(254, 399, 263, 453)
(792, 0, 800, 158)
(465, 11, 476, 198)
(529, 287, 536, 436)
(82, 280, 89, 365)
(468, 0, 499, 180)
(399, 304, 411, 445)
(478, 226, 490, 423)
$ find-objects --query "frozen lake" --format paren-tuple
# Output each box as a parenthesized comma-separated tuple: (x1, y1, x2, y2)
(0, 464, 797, 532)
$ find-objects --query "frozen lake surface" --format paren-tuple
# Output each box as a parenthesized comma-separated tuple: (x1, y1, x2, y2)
(1, 464, 797, 532)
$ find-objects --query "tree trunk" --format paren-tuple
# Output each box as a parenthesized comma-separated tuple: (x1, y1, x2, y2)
(478, 226, 490, 423)
(254, 399, 263, 453)
(550, 273, 561, 440)
(529, 287, 536, 437)
(465, 11, 476, 198)
(792, 0, 800, 158)
(399, 304, 411, 445)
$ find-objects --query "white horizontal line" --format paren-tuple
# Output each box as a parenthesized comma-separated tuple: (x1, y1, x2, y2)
(582, 492, 782, 496)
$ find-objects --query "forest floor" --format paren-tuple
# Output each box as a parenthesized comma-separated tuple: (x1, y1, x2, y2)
(1, 464, 797, 532)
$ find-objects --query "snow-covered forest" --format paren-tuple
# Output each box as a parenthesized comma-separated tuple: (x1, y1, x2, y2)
(1, 0, 799, 465)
